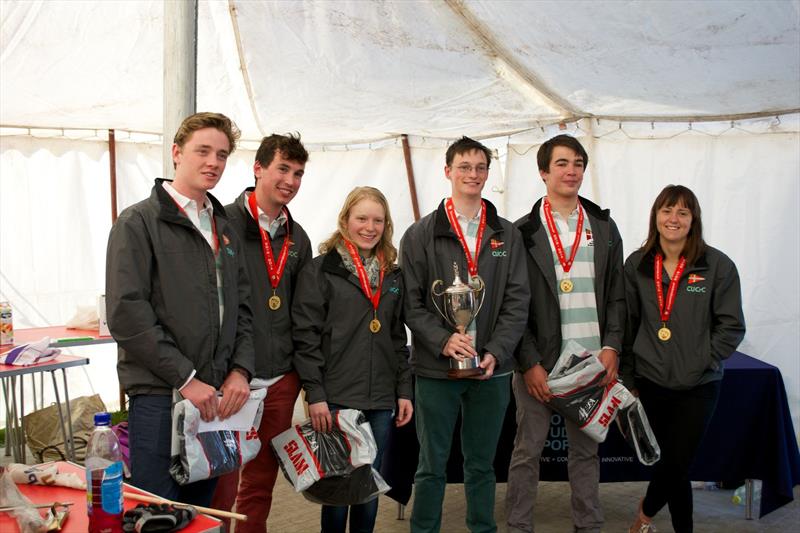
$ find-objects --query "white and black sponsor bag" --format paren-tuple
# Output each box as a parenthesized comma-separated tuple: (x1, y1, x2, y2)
(271, 408, 377, 493)
(547, 340, 635, 443)
(169, 388, 266, 485)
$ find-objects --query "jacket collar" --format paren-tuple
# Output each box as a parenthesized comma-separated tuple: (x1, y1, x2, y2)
(518, 195, 608, 247)
(321, 248, 352, 279)
(518, 195, 611, 301)
(321, 248, 397, 295)
(637, 248, 710, 279)
(236, 187, 296, 241)
(433, 197, 503, 239)
(154, 178, 228, 225)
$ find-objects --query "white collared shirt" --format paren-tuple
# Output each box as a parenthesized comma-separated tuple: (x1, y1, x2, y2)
(243, 191, 287, 237)
(163, 181, 217, 250)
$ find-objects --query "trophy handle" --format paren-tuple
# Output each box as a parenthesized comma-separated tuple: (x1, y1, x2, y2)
(472, 276, 486, 317)
(431, 280, 454, 329)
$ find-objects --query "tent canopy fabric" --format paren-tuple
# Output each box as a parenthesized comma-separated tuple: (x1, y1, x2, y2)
(1, 1, 799, 428)
(2, 0, 798, 142)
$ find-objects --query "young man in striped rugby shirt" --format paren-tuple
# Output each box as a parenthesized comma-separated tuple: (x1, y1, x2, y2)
(505, 134, 625, 533)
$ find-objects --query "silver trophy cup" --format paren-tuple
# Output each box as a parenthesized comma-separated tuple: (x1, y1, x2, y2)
(431, 262, 486, 378)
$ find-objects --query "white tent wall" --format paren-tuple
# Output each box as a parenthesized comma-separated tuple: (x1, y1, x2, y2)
(2, 115, 799, 433)
(503, 117, 800, 433)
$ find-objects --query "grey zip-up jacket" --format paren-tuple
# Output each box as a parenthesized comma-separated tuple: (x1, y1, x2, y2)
(400, 199, 529, 378)
(225, 189, 312, 380)
(515, 196, 625, 373)
(621, 246, 745, 390)
(292, 250, 412, 410)
(106, 179, 255, 396)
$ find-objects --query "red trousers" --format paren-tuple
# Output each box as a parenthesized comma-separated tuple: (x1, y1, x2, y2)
(211, 371, 301, 533)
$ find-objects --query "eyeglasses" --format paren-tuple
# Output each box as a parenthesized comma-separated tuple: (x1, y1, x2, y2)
(452, 164, 489, 174)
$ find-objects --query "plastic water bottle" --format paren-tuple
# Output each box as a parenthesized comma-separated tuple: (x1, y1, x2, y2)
(86, 412, 124, 533)
(732, 481, 762, 505)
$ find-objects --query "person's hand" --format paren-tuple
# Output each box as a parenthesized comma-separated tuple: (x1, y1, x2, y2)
(598, 348, 619, 385)
(630, 388, 640, 398)
(181, 378, 217, 422)
(395, 399, 413, 427)
(523, 364, 551, 403)
(469, 353, 497, 380)
(443, 333, 478, 361)
(218, 369, 250, 420)
(309, 401, 332, 433)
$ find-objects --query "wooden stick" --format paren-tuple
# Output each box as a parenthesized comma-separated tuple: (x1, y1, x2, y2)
(123, 491, 247, 522)
(0, 501, 73, 512)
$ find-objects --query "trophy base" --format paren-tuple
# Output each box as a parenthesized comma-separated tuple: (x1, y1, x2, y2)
(447, 367, 485, 379)
(448, 355, 484, 379)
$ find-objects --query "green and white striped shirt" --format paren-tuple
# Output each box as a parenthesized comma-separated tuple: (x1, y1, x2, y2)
(539, 200, 602, 355)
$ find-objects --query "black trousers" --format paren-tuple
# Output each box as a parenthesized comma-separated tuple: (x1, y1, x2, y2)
(638, 378, 721, 533)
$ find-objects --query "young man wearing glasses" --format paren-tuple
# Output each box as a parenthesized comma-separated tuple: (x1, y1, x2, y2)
(400, 136, 529, 532)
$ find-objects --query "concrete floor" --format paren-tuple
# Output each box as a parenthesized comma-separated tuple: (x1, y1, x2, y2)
(263, 478, 800, 532)
(4, 437, 798, 532)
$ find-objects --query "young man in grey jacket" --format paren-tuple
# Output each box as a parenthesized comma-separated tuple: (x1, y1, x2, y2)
(400, 136, 529, 532)
(210, 134, 312, 531)
(505, 134, 625, 533)
(106, 112, 255, 506)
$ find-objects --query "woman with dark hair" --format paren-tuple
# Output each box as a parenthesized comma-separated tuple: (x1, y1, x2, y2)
(622, 185, 745, 533)
(292, 186, 413, 533)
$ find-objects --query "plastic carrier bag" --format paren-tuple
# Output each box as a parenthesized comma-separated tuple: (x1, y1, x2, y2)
(169, 388, 266, 485)
(547, 340, 636, 443)
(616, 398, 661, 465)
(271, 409, 390, 505)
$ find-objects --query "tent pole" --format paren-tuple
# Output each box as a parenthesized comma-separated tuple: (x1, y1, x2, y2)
(401, 135, 421, 222)
(581, 119, 601, 204)
(163, 0, 198, 179)
(109, 129, 118, 222)
(108, 129, 125, 411)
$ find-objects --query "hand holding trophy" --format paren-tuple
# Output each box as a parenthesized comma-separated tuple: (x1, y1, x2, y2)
(431, 262, 486, 378)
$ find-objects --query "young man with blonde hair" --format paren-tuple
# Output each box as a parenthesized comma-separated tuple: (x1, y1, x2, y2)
(106, 112, 255, 506)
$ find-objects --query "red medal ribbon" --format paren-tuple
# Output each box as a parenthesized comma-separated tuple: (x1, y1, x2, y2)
(342, 239, 385, 312)
(169, 195, 219, 256)
(543, 197, 584, 275)
(444, 198, 486, 278)
(654, 254, 687, 324)
(247, 192, 291, 290)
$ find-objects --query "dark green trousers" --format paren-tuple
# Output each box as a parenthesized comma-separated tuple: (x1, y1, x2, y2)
(411, 374, 511, 533)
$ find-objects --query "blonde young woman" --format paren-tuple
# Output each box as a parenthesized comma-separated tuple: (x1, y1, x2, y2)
(292, 186, 413, 533)
(622, 185, 745, 533)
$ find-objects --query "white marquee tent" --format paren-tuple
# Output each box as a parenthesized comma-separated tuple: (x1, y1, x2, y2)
(1, 1, 799, 430)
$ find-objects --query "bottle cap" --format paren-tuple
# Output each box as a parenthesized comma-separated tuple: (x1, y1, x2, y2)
(94, 412, 111, 426)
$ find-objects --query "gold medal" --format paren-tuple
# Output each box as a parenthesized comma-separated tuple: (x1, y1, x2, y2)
(268, 295, 281, 311)
(369, 318, 381, 333)
(559, 279, 574, 293)
(657, 326, 671, 342)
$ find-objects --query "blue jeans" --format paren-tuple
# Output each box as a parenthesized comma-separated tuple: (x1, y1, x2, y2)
(128, 394, 217, 507)
(320, 407, 393, 533)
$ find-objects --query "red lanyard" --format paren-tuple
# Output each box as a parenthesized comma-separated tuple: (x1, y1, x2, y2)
(654, 254, 686, 323)
(342, 239, 385, 313)
(542, 197, 583, 274)
(444, 198, 486, 278)
(170, 195, 218, 256)
(247, 193, 291, 290)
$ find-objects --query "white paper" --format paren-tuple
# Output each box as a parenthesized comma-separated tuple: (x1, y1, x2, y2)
(197, 388, 266, 433)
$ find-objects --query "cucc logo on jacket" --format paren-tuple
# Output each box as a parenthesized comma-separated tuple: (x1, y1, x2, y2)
(490, 239, 507, 257)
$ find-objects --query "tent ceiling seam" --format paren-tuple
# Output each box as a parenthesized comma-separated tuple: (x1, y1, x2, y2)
(584, 109, 800, 124)
(227, 0, 267, 136)
(443, 0, 581, 118)
(2, 110, 798, 145)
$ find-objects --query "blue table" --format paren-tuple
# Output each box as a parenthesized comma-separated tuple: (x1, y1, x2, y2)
(381, 352, 800, 518)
